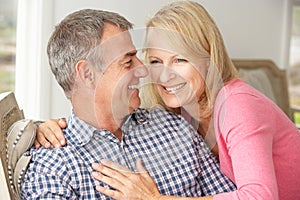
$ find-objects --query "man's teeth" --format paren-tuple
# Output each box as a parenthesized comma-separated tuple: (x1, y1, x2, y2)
(128, 85, 139, 90)
(165, 83, 185, 92)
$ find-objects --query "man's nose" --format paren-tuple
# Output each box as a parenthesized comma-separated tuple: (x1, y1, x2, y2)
(133, 58, 148, 78)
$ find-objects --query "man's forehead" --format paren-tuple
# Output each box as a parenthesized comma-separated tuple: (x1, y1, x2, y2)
(99, 30, 136, 67)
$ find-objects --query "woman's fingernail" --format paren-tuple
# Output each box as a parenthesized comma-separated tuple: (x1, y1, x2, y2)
(100, 159, 109, 164)
(96, 185, 103, 191)
(92, 172, 102, 179)
(92, 163, 99, 168)
(61, 140, 65, 145)
(45, 142, 50, 148)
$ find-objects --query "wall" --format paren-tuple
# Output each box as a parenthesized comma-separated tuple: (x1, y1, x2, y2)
(15, 0, 292, 119)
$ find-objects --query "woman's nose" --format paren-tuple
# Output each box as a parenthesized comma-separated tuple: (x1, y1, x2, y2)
(159, 66, 176, 82)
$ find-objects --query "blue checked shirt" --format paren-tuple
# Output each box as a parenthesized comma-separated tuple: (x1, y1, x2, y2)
(21, 108, 235, 199)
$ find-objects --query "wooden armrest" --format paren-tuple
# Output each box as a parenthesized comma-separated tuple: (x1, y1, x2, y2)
(291, 106, 300, 129)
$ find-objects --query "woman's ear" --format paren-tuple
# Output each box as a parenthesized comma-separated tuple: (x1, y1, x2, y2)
(75, 60, 95, 87)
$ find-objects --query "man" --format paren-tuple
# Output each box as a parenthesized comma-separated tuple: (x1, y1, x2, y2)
(21, 9, 235, 199)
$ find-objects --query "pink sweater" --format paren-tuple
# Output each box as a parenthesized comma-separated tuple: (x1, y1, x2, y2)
(213, 79, 300, 200)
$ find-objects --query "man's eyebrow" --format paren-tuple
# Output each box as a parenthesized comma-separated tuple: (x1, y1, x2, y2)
(118, 50, 137, 63)
(126, 50, 137, 57)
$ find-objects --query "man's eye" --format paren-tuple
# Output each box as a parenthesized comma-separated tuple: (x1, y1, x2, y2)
(124, 60, 132, 67)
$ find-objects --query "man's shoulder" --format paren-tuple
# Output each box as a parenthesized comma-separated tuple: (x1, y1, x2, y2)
(133, 108, 195, 135)
(28, 144, 84, 174)
(148, 108, 189, 126)
(22, 145, 92, 199)
(134, 107, 183, 120)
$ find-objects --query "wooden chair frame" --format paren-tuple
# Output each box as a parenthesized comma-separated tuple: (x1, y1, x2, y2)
(233, 59, 300, 123)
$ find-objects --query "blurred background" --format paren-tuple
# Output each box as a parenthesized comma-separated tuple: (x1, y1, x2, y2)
(0, 0, 299, 123)
(0, 0, 17, 93)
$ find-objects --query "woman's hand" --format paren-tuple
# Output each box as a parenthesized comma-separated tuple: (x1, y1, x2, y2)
(34, 118, 67, 149)
(92, 159, 162, 200)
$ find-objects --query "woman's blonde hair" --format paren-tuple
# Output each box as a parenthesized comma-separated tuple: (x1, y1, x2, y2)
(140, 0, 237, 118)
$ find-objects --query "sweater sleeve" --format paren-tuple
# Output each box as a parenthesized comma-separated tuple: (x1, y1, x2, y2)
(214, 92, 279, 200)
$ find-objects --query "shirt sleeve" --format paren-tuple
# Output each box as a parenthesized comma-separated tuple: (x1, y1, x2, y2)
(194, 134, 237, 196)
(214, 93, 279, 200)
(21, 150, 75, 199)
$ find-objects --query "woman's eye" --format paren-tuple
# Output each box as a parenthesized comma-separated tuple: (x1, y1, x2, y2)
(149, 60, 161, 65)
(174, 58, 188, 63)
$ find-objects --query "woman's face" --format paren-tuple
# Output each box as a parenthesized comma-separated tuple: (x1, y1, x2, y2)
(148, 48, 206, 108)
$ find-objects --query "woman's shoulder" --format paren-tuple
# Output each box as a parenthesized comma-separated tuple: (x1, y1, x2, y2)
(217, 78, 267, 103)
(223, 78, 256, 93)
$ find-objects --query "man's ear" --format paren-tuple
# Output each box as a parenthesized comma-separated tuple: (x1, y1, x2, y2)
(75, 60, 95, 87)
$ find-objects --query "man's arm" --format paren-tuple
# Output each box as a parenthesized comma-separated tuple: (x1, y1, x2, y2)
(21, 149, 75, 199)
(21, 170, 74, 199)
(194, 135, 236, 195)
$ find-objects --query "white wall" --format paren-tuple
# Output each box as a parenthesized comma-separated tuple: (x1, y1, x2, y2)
(15, 0, 292, 120)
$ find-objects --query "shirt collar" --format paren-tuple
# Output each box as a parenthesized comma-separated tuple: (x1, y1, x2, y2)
(66, 111, 99, 146)
(67, 108, 151, 145)
(121, 108, 150, 133)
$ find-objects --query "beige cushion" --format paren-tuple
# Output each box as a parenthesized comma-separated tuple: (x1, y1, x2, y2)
(233, 59, 291, 119)
(6, 119, 35, 198)
(238, 68, 277, 103)
(0, 92, 35, 200)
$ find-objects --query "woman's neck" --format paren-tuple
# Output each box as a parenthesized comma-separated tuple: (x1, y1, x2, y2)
(181, 108, 219, 160)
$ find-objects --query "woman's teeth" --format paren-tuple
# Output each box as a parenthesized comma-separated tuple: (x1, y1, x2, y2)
(165, 83, 186, 93)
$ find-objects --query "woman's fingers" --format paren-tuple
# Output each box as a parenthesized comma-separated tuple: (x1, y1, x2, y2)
(92, 163, 127, 199)
(37, 122, 60, 148)
(92, 162, 129, 182)
(33, 141, 41, 148)
(92, 170, 124, 190)
(58, 118, 67, 128)
(95, 185, 123, 200)
(92, 160, 162, 200)
(35, 119, 66, 148)
(35, 128, 51, 148)
(49, 118, 66, 146)
(101, 159, 133, 175)
(136, 158, 153, 181)
(135, 158, 160, 193)
(136, 158, 147, 173)
(92, 162, 142, 191)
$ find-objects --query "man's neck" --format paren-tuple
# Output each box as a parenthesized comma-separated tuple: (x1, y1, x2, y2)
(113, 128, 122, 141)
(74, 109, 123, 141)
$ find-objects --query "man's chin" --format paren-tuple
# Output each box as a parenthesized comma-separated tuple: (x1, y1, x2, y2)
(128, 92, 141, 112)
(111, 103, 139, 125)
(128, 103, 140, 113)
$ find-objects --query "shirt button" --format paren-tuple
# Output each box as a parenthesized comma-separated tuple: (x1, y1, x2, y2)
(100, 132, 106, 136)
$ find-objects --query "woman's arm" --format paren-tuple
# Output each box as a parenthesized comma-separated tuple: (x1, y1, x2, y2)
(34, 118, 67, 148)
(213, 92, 279, 199)
(92, 159, 213, 200)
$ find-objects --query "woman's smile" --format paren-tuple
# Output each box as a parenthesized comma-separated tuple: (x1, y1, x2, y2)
(160, 82, 187, 94)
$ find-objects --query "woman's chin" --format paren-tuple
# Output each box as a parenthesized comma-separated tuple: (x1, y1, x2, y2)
(163, 99, 183, 109)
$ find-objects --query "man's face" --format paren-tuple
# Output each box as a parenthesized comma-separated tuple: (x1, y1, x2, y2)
(94, 23, 148, 130)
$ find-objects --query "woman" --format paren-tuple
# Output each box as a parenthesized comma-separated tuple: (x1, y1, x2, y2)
(37, 1, 300, 199)
(88, 1, 300, 199)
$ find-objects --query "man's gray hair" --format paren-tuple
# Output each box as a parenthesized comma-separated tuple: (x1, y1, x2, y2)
(47, 9, 133, 98)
